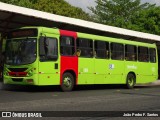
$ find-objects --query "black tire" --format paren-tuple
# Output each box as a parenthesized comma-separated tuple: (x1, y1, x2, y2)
(61, 72, 74, 92)
(126, 73, 136, 89)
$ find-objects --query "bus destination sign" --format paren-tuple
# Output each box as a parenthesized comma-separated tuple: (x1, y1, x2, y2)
(8, 29, 38, 38)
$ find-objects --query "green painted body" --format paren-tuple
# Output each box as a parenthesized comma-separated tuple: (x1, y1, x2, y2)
(3, 27, 158, 86)
(4, 27, 61, 86)
(78, 59, 158, 84)
(77, 33, 158, 84)
(38, 28, 60, 85)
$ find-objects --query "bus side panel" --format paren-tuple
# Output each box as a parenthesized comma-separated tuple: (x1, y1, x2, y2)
(136, 62, 158, 83)
(124, 61, 138, 83)
(124, 60, 158, 84)
(150, 62, 159, 81)
(78, 58, 94, 84)
(107, 60, 125, 84)
(59, 30, 78, 85)
(94, 59, 108, 84)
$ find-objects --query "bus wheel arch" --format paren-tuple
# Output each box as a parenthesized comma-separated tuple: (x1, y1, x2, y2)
(126, 72, 136, 89)
(61, 70, 76, 92)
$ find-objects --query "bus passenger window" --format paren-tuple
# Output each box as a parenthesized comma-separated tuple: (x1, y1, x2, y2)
(125, 45, 137, 61)
(95, 41, 109, 59)
(60, 36, 75, 56)
(150, 48, 156, 63)
(138, 47, 149, 62)
(77, 38, 93, 58)
(111, 43, 124, 60)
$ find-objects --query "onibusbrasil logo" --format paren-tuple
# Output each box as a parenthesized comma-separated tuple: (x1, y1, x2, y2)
(1, 112, 42, 118)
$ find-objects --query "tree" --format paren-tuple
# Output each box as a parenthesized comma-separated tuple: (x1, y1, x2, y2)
(33, 0, 91, 21)
(0, 0, 33, 8)
(0, 0, 91, 21)
(128, 5, 160, 35)
(89, 0, 150, 28)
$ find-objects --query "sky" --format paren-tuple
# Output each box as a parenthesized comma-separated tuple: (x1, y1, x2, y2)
(65, 0, 160, 13)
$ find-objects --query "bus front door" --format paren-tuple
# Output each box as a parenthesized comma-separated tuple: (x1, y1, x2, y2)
(38, 35, 60, 85)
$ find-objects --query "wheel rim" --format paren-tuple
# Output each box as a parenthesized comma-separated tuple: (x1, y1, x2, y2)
(128, 77, 134, 86)
(63, 76, 72, 88)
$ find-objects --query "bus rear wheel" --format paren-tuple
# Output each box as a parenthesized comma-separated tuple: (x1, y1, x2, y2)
(126, 73, 136, 89)
(61, 73, 74, 92)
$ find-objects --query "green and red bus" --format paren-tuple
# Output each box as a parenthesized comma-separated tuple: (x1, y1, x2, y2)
(3, 27, 158, 91)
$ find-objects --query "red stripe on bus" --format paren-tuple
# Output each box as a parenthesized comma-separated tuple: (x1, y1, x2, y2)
(59, 30, 78, 85)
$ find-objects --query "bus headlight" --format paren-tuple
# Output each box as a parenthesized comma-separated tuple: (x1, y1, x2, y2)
(27, 70, 33, 76)
(3, 71, 9, 76)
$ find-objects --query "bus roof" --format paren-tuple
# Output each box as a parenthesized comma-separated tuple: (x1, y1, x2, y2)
(0, 2, 160, 43)
(20, 26, 156, 48)
(76, 31, 156, 47)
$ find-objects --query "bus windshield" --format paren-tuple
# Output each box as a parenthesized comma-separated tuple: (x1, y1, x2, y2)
(5, 38, 37, 65)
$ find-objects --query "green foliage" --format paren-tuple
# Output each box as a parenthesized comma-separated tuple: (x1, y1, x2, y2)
(0, 0, 33, 8)
(89, 0, 160, 35)
(128, 6, 160, 35)
(0, 0, 91, 21)
(90, 0, 160, 35)
(89, 0, 150, 27)
(33, 0, 91, 21)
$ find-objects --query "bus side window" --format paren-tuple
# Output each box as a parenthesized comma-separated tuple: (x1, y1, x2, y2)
(125, 45, 137, 61)
(94, 40, 109, 59)
(111, 43, 124, 60)
(60, 36, 75, 56)
(76, 38, 93, 58)
(138, 46, 149, 62)
(150, 48, 156, 63)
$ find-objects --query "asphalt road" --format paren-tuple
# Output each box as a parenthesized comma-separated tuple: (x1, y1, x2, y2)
(0, 82, 160, 120)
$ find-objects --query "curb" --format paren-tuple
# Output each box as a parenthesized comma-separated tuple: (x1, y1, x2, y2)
(136, 80, 160, 86)
(149, 80, 160, 85)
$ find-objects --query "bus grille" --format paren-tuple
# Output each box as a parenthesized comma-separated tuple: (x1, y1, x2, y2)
(12, 78, 23, 82)
(8, 68, 27, 72)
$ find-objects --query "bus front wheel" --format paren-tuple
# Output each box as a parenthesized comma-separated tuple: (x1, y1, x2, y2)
(126, 73, 136, 89)
(61, 72, 74, 92)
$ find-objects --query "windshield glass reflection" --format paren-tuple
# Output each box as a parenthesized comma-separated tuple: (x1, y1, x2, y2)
(5, 38, 37, 65)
